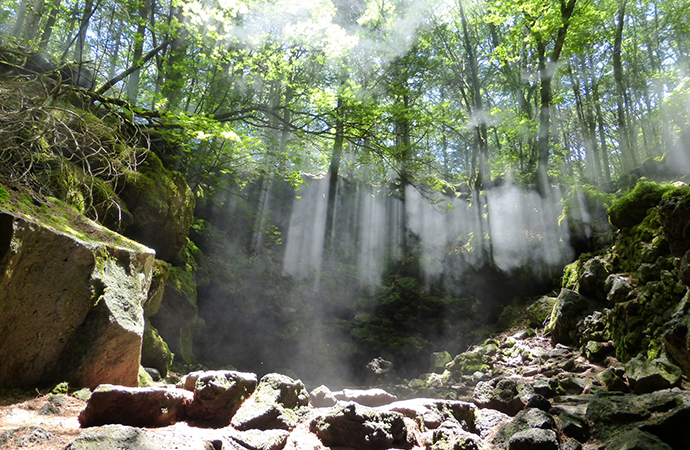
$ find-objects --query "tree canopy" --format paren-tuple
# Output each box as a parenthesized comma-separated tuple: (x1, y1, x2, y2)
(2, 0, 690, 195)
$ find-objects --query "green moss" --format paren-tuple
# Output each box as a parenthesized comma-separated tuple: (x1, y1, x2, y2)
(0, 185, 9, 203)
(141, 319, 174, 377)
(138, 366, 154, 387)
(562, 260, 582, 290)
(608, 180, 683, 230)
(447, 350, 491, 376)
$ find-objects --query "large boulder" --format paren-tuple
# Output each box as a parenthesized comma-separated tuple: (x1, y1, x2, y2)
(78, 385, 193, 428)
(119, 152, 195, 262)
(309, 402, 409, 450)
(0, 208, 154, 389)
(149, 265, 198, 363)
(546, 289, 592, 345)
(473, 377, 527, 416)
(231, 373, 310, 431)
(657, 190, 690, 257)
(625, 355, 682, 394)
(384, 398, 477, 431)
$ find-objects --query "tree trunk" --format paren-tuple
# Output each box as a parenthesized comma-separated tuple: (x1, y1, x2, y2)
(613, 0, 636, 171)
(38, 0, 61, 51)
(458, 0, 489, 189)
(74, 0, 95, 62)
(127, 0, 151, 104)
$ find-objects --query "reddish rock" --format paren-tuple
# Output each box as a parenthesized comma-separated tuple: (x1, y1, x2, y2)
(79, 384, 193, 428)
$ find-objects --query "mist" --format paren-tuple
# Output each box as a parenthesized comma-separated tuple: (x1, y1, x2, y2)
(194, 173, 578, 386)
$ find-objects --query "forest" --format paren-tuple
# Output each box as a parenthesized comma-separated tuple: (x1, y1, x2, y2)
(4, 0, 689, 191)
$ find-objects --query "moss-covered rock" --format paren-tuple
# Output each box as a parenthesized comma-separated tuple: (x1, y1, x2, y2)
(142, 259, 172, 317)
(0, 204, 154, 389)
(562, 184, 614, 253)
(141, 319, 173, 378)
(608, 180, 683, 230)
(119, 151, 195, 262)
(149, 266, 198, 364)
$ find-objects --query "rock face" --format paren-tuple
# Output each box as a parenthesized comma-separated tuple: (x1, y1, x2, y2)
(119, 152, 195, 262)
(0, 209, 154, 389)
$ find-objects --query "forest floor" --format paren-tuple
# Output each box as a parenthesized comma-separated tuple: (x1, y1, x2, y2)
(0, 392, 84, 449)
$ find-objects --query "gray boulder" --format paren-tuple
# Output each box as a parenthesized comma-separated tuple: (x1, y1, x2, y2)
(507, 428, 559, 450)
(546, 289, 592, 345)
(640, 403, 690, 449)
(384, 398, 476, 431)
(231, 373, 310, 431)
(492, 407, 557, 449)
(309, 402, 408, 450)
(180, 370, 258, 428)
(625, 355, 682, 394)
(78, 384, 192, 428)
(0, 210, 154, 389)
(605, 428, 673, 450)
(474, 408, 510, 439)
(429, 421, 489, 450)
(309, 385, 338, 408)
(65, 424, 217, 450)
(474, 377, 527, 416)
(333, 388, 398, 407)
(585, 390, 683, 440)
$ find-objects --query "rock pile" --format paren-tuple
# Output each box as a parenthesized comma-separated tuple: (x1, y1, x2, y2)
(67, 329, 689, 450)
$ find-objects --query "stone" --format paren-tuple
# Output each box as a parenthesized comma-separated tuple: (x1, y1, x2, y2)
(507, 428, 559, 450)
(525, 394, 551, 412)
(474, 408, 510, 439)
(333, 388, 397, 407)
(605, 428, 673, 450)
(473, 377, 526, 416)
(226, 429, 290, 450)
(140, 319, 173, 378)
(658, 191, 690, 257)
(150, 265, 198, 364)
(492, 408, 557, 449)
(606, 274, 635, 303)
(309, 385, 338, 408)
(309, 402, 408, 450)
(546, 289, 592, 345)
(625, 355, 682, 394)
(65, 424, 217, 450)
(430, 421, 489, 450)
(119, 151, 195, 262)
(231, 373, 309, 431)
(551, 406, 589, 442)
(579, 257, 613, 298)
(181, 370, 258, 428)
(0, 210, 154, 389)
(0, 427, 55, 448)
(78, 384, 192, 428)
(585, 390, 682, 440)
(598, 367, 628, 392)
(584, 340, 615, 362)
(640, 404, 690, 449)
(526, 297, 557, 328)
(384, 398, 476, 431)
(430, 351, 452, 374)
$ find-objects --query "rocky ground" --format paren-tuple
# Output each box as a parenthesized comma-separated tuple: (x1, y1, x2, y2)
(1, 326, 688, 450)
